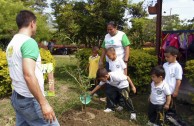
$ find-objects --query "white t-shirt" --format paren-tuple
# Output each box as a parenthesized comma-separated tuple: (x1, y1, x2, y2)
(163, 61, 183, 94)
(99, 71, 129, 89)
(102, 31, 130, 62)
(150, 81, 171, 105)
(109, 57, 126, 73)
(6, 34, 44, 97)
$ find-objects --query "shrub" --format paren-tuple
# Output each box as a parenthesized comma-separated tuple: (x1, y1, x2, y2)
(185, 60, 194, 87)
(0, 49, 11, 97)
(128, 49, 157, 93)
(40, 48, 56, 68)
(0, 48, 55, 98)
(143, 47, 156, 56)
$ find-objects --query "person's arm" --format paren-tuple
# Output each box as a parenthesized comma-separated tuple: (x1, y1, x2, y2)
(21, 39, 55, 123)
(164, 95, 171, 110)
(173, 66, 183, 97)
(90, 85, 102, 95)
(23, 58, 55, 123)
(120, 59, 127, 75)
(121, 34, 130, 62)
(99, 48, 106, 68)
(124, 46, 130, 62)
(127, 76, 136, 93)
(172, 79, 181, 97)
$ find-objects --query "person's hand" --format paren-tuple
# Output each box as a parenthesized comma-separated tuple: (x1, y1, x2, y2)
(132, 87, 136, 94)
(172, 91, 178, 97)
(89, 91, 93, 96)
(41, 102, 56, 123)
(98, 61, 103, 68)
(148, 97, 150, 102)
(164, 104, 170, 110)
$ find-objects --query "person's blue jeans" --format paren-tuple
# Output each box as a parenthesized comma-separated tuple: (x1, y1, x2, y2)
(11, 91, 60, 126)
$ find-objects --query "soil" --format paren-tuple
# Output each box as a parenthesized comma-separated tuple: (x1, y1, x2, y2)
(59, 107, 137, 126)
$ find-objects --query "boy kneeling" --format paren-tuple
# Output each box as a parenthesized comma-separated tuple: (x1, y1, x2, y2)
(90, 68, 136, 120)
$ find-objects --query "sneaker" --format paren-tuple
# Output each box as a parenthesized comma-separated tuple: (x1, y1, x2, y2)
(116, 106, 123, 111)
(104, 108, 113, 113)
(99, 97, 106, 102)
(93, 93, 98, 97)
(130, 113, 136, 120)
(147, 121, 154, 126)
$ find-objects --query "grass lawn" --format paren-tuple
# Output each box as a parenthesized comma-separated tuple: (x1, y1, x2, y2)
(0, 55, 193, 126)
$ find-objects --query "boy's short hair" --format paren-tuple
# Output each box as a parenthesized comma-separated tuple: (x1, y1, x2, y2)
(164, 46, 179, 56)
(16, 10, 37, 29)
(106, 47, 115, 53)
(96, 68, 108, 79)
(92, 46, 99, 51)
(151, 66, 165, 78)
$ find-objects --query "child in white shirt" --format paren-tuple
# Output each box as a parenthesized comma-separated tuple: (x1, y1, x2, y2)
(106, 47, 127, 75)
(148, 66, 171, 126)
(90, 68, 136, 120)
(163, 46, 183, 114)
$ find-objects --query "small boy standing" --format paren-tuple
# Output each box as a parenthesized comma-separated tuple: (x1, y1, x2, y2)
(90, 68, 136, 119)
(106, 47, 127, 75)
(88, 46, 100, 90)
(163, 46, 183, 113)
(148, 66, 171, 126)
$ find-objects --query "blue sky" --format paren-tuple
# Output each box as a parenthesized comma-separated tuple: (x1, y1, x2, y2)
(133, 0, 194, 20)
(45, 0, 194, 20)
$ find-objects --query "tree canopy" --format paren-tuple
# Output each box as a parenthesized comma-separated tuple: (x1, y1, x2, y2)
(51, 0, 130, 47)
(0, 0, 51, 49)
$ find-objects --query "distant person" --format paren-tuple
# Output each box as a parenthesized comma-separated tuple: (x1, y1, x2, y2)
(6, 10, 59, 125)
(163, 46, 183, 114)
(148, 66, 171, 126)
(48, 41, 54, 53)
(90, 68, 136, 120)
(88, 46, 100, 92)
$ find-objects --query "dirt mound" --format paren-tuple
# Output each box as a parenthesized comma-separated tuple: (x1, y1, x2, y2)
(59, 107, 137, 126)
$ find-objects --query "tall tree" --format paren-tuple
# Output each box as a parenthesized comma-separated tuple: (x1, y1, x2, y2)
(51, 0, 129, 47)
(128, 1, 148, 18)
(0, 0, 51, 49)
(20, 0, 48, 12)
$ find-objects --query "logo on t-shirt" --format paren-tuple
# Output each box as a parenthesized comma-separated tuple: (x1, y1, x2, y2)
(156, 90, 163, 95)
(7, 46, 14, 57)
(116, 65, 120, 68)
(170, 73, 175, 78)
(106, 40, 114, 45)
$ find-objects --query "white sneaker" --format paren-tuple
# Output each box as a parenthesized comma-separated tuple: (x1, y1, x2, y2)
(104, 108, 113, 113)
(116, 106, 123, 111)
(147, 121, 158, 126)
(93, 93, 98, 97)
(130, 113, 136, 120)
(147, 121, 154, 126)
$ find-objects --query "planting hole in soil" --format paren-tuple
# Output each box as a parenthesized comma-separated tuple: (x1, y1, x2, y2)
(73, 111, 95, 121)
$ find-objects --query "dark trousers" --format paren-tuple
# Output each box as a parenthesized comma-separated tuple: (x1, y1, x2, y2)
(148, 102, 164, 126)
(105, 84, 135, 112)
(167, 96, 177, 114)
